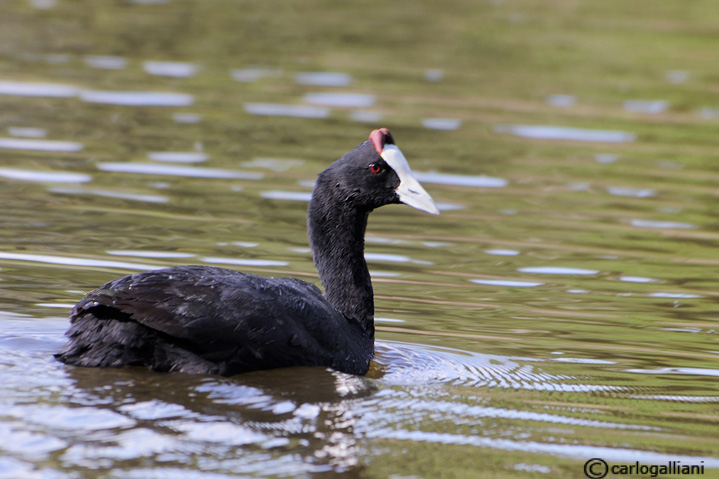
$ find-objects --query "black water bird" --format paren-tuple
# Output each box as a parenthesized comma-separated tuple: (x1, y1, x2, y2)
(56, 129, 439, 376)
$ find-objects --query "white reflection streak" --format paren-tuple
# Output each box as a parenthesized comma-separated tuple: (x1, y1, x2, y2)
(0, 137, 83, 152)
(201, 257, 289, 267)
(0, 81, 79, 97)
(260, 190, 313, 202)
(0, 252, 158, 270)
(471, 279, 544, 287)
(0, 168, 91, 183)
(294, 72, 352, 87)
(147, 152, 209, 163)
(143, 61, 199, 78)
(304, 92, 375, 108)
(97, 162, 263, 180)
(412, 171, 507, 188)
(375, 396, 653, 430)
(364, 429, 719, 467)
(49, 187, 169, 203)
(106, 250, 195, 259)
(244, 103, 330, 119)
(495, 124, 636, 143)
(518, 266, 598, 275)
(80, 90, 194, 106)
(421, 118, 462, 130)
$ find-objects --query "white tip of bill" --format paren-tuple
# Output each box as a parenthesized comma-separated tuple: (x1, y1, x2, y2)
(380, 144, 440, 215)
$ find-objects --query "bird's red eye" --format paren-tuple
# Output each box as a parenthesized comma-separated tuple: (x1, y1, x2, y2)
(369, 163, 382, 174)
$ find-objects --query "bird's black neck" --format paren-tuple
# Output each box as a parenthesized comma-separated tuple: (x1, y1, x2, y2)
(307, 177, 374, 334)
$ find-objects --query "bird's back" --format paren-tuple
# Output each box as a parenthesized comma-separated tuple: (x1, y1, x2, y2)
(56, 265, 374, 375)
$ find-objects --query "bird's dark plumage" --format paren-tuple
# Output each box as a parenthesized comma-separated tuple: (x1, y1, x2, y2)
(56, 129, 437, 376)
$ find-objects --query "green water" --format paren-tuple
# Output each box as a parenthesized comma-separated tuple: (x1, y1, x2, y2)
(1, 0, 718, 478)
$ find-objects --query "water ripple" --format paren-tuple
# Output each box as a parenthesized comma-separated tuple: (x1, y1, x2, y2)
(84, 55, 128, 70)
(0, 168, 90, 183)
(80, 90, 194, 107)
(349, 110, 383, 123)
(373, 341, 586, 390)
(260, 190, 313, 202)
(371, 390, 651, 430)
(363, 428, 719, 467)
(0, 137, 83, 152)
(7, 404, 135, 431)
(201, 257, 289, 267)
(0, 252, 157, 270)
(413, 171, 508, 188)
(630, 219, 695, 229)
(421, 118, 462, 130)
(518, 266, 599, 275)
(147, 152, 209, 163)
(7, 127, 47, 138)
(624, 99, 669, 114)
(471, 279, 544, 287)
(230, 66, 282, 83)
(495, 124, 636, 143)
(97, 162, 263, 180)
(304, 92, 375, 108)
(244, 103, 330, 119)
(49, 187, 168, 203)
(106, 250, 195, 259)
(143, 61, 199, 78)
(0, 81, 79, 97)
(294, 72, 352, 87)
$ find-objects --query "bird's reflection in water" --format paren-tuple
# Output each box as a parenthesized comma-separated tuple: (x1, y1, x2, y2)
(65, 363, 377, 477)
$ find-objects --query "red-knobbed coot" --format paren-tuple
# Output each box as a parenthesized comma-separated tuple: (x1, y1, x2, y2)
(55, 129, 439, 376)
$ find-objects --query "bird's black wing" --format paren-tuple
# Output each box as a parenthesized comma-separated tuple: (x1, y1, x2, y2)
(65, 265, 351, 374)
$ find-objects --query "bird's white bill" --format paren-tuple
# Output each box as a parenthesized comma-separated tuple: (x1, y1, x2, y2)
(381, 144, 440, 215)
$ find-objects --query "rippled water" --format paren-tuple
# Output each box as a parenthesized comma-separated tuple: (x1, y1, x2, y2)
(1, 0, 718, 478)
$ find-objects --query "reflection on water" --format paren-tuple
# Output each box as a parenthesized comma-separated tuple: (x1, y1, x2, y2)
(106, 250, 196, 259)
(303, 92, 376, 108)
(471, 279, 544, 287)
(50, 186, 170, 203)
(495, 124, 636, 143)
(3, 323, 718, 478)
(84, 55, 128, 70)
(619, 275, 657, 283)
(421, 118, 462, 130)
(623, 99, 669, 114)
(172, 112, 202, 124)
(6, 127, 47, 138)
(517, 266, 599, 275)
(0, 251, 158, 270)
(629, 219, 695, 229)
(244, 102, 331, 119)
(231, 67, 283, 83)
(260, 190, 313, 202)
(485, 248, 520, 256)
(606, 186, 655, 198)
(0, 168, 90, 183)
(349, 110, 383, 123)
(147, 151, 209, 163)
(0, 137, 83, 152)
(80, 90, 194, 106)
(201, 257, 290, 267)
(0, 80, 79, 97)
(143, 61, 199, 78)
(97, 162, 264, 180)
(412, 171, 507, 187)
(294, 72, 353, 87)
(2, 0, 719, 477)
(546, 94, 576, 108)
